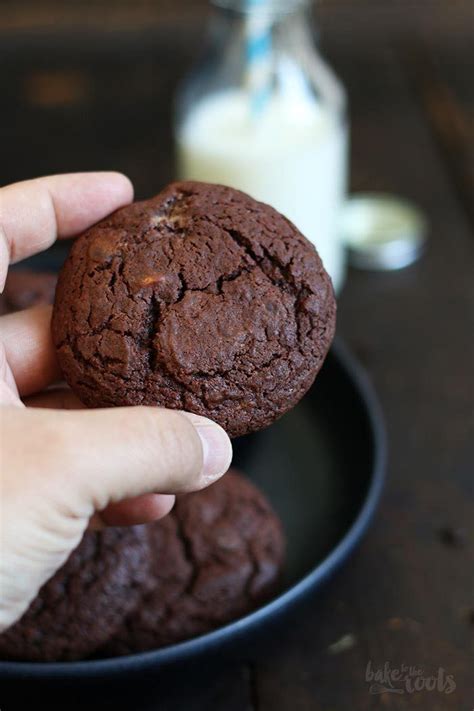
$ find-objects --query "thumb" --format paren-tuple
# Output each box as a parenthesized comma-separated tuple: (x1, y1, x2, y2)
(21, 405, 233, 517)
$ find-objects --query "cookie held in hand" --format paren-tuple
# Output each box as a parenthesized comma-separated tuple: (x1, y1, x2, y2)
(52, 181, 336, 437)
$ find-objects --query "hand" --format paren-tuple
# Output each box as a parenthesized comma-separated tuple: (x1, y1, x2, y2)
(0, 173, 232, 632)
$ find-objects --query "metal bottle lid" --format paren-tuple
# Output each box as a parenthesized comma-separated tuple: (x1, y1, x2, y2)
(341, 193, 428, 270)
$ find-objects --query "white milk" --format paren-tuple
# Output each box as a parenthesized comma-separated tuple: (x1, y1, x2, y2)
(176, 89, 347, 292)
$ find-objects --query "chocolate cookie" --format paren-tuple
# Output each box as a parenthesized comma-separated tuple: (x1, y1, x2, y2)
(102, 470, 285, 655)
(0, 269, 57, 315)
(52, 181, 336, 437)
(0, 526, 151, 662)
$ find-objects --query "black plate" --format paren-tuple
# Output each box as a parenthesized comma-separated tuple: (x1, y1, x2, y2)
(0, 336, 386, 687)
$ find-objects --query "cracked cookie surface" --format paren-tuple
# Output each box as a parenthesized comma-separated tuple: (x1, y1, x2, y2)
(52, 181, 336, 437)
(101, 470, 285, 655)
(0, 527, 151, 662)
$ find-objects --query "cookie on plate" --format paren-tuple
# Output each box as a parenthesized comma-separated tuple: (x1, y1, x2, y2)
(52, 181, 336, 437)
(0, 526, 151, 662)
(0, 269, 57, 315)
(102, 470, 285, 655)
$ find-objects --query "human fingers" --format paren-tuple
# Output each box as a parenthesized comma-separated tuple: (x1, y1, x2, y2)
(23, 389, 177, 529)
(1, 306, 60, 396)
(0, 172, 133, 289)
(23, 387, 83, 409)
(1, 406, 231, 629)
(90, 493, 176, 529)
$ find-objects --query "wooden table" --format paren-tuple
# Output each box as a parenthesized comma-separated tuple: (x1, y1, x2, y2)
(0, 2, 472, 708)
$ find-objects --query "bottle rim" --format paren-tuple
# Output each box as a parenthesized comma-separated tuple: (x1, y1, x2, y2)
(210, 0, 309, 17)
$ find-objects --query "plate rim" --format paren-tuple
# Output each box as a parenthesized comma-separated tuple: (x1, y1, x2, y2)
(0, 337, 386, 680)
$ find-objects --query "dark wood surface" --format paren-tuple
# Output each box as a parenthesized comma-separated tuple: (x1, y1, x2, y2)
(0, 1, 472, 708)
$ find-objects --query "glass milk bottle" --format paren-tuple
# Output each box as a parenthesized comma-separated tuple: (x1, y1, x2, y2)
(175, 0, 348, 293)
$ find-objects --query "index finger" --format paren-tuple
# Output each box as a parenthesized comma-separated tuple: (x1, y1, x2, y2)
(0, 172, 133, 289)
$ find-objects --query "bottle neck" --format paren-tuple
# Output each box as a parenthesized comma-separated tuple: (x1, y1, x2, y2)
(210, 0, 309, 14)
(208, 0, 314, 52)
(210, 0, 311, 23)
(177, 0, 346, 121)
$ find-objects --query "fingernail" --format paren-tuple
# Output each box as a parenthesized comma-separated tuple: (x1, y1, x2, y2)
(181, 413, 233, 485)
